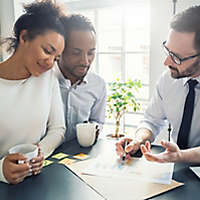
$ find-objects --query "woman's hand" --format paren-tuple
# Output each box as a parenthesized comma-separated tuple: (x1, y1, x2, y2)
(30, 145, 44, 175)
(3, 154, 31, 184)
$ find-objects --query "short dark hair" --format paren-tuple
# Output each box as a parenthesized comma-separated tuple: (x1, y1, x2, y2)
(60, 14, 96, 44)
(2, 0, 65, 53)
(170, 5, 200, 52)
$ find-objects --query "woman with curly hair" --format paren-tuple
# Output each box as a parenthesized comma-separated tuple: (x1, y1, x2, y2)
(0, 0, 66, 184)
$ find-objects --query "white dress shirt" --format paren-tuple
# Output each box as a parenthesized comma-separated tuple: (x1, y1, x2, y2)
(137, 69, 200, 148)
(54, 64, 106, 141)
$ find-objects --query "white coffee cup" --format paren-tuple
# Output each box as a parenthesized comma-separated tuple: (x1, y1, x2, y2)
(76, 123, 97, 147)
(9, 144, 38, 164)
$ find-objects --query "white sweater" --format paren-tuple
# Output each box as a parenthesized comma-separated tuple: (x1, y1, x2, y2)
(0, 70, 65, 183)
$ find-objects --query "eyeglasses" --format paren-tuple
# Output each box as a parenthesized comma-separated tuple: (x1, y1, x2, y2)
(163, 41, 200, 65)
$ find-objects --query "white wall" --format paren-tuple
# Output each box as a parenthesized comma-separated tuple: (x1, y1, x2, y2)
(0, 0, 15, 60)
(0, 0, 32, 60)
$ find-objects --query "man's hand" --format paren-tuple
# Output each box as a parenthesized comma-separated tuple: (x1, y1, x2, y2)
(30, 145, 44, 175)
(3, 154, 31, 184)
(140, 140, 182, 163)
(115, 137, 141, 160)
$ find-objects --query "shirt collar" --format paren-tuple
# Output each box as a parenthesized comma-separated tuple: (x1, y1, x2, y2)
(183, 76, 200, 86)
(77, 74, 88, 85)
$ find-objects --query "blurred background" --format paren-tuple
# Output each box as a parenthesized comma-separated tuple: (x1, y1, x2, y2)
(1, 0, 200, 143)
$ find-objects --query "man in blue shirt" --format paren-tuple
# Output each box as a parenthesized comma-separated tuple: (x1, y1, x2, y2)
(55, 14, 106, 142)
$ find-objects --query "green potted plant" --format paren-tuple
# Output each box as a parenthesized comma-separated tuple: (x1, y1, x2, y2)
(107, 78, 142, 138)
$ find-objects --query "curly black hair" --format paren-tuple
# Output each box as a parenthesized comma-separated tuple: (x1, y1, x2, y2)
(2, 0, 65, 53)
(60, 14, 96, 44)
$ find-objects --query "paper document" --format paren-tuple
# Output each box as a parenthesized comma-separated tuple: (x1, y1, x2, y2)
(190, 166, 200, 178)
(83, 155, 174, 184)
(68, 158, 183, 200)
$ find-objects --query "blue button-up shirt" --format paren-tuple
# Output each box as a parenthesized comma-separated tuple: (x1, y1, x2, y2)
(54, 64, 106, 141)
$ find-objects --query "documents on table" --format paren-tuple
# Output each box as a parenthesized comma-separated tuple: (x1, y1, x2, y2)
(190, 166, 200, 178)
(68, 158, 183, 200)
(63, 140, 183, 199)
(83, 155, 174, 184)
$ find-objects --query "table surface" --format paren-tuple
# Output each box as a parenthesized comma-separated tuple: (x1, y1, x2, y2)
(55, 139, 200, 200)
(0, 140, 105, 200)
(1, 138, 200, 200)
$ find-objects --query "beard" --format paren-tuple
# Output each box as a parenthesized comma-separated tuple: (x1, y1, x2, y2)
(169, 60, 200, 79)
(62, 64, 90, 80)
(72, 65, 89, 79)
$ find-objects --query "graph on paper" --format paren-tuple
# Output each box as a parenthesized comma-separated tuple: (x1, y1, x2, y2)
(83, 155, 174, 184)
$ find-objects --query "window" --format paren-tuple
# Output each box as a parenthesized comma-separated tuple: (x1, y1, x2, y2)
(68, 0, 150, 136)
(13, 0, 150, 136)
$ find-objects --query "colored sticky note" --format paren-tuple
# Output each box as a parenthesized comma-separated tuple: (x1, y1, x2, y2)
(59, 158, 76, 166)
(73, 153, 90, 160)
(52, 153, 69, 160)
(43, 160, 54, 167)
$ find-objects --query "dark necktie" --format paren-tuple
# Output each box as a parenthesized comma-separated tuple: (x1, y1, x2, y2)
(177, 79, 198, 149)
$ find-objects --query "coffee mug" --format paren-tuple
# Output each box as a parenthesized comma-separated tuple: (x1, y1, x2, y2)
(76, 123, 97, 147)
(9, 143, 38, 164)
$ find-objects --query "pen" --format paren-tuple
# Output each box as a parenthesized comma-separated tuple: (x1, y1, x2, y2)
(122, 140, 128, 162)
(168, 123, 171, 142)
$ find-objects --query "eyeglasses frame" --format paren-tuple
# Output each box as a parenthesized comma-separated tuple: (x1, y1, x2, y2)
(163, 41, 200, 65)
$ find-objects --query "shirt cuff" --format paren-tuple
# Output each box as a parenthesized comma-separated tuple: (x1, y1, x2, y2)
(136, 122, 158, 139)
(0, 157, 8, 183)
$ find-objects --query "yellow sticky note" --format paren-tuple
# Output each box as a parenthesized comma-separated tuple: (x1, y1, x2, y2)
(59, 158, 76, 166)
(73, 153, 90, 160)
(52, 153, 69, 160)
(43, 160, 54, 167)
